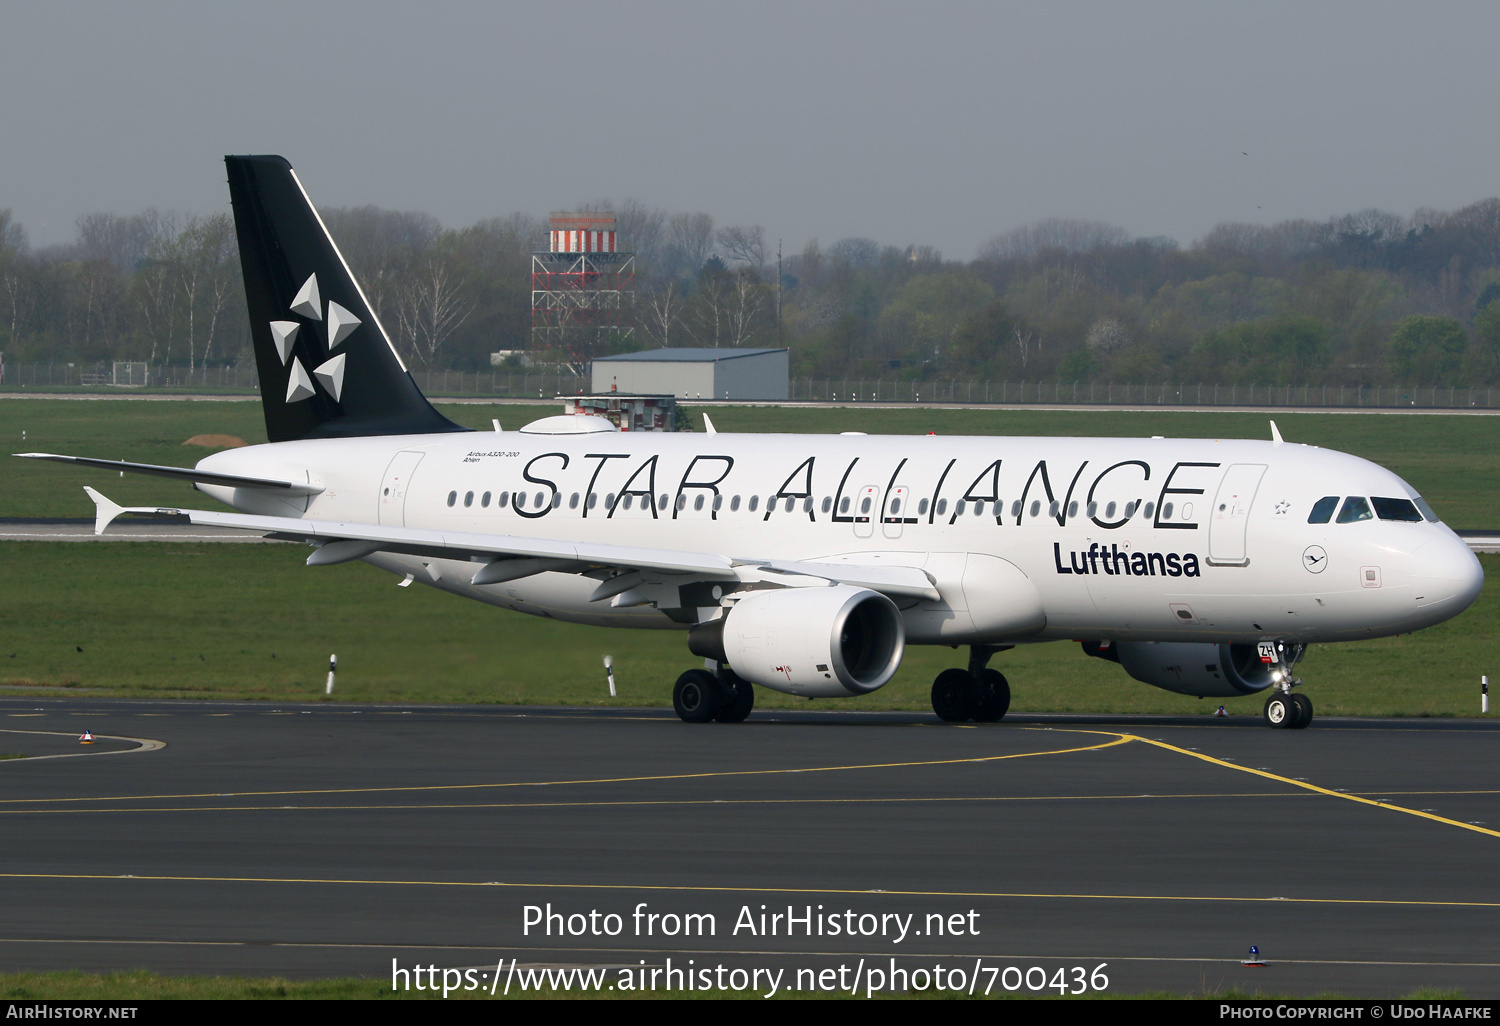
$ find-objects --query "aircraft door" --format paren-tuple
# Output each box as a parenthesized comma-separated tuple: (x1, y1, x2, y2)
(378, 451, 425, 527)
(853, 485, 880, 539)
(882, 485, 912, 539)
(1207, 463, 1266, 566)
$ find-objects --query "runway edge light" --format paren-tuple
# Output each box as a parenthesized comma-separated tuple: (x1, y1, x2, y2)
(1242, 945, 1265, 968)
(78, 730, 94, 745)
(1483, 675, 1489, 714)
(326, 654, 337, 696)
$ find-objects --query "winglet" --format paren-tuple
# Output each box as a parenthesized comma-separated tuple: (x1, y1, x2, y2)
(1270, 420, 1284, 446)
(82, 486, 126, 536)
(702, 413, 718, 435)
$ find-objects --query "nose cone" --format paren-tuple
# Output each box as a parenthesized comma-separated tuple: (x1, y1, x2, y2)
(1411, 533, 1485, 621)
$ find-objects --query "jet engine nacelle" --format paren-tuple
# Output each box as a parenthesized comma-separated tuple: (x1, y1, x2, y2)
(690, 585, 905, 697)
(1083, 640, 1276, 698)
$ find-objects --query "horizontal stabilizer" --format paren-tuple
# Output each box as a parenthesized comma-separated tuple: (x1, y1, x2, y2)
(14, 453, 324, 496)
(81, 487, 126, 536)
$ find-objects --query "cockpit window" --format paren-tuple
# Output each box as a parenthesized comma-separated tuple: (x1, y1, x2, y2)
(1413, 496, 1440, 523)
(1308, 496, 1339, 524)
(1372, 496, 1423, 522)
(1336, 496, 1374, 524)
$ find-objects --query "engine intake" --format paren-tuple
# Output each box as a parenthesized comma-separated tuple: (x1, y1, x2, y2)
(691, 585, 905, 697)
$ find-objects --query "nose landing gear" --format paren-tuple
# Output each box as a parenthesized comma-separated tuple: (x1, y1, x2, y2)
(1261, 643, 1312, 729)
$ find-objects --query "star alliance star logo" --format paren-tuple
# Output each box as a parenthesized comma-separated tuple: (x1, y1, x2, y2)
(1274, 500, 1291, 516)
(268, 272, 359, 404)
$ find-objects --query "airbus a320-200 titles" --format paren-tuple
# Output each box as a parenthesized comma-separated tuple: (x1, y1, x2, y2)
(17, 156, 1485, 729)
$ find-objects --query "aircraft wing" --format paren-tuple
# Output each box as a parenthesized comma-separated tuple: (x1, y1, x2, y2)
(16, 453, 324, 496)
(81, 488, 940, 601)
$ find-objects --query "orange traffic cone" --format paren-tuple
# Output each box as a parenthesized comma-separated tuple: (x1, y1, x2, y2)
(79, 731, 95, 744)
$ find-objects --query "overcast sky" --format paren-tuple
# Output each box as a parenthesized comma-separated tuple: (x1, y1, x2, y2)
(3, 1, 1498, 258)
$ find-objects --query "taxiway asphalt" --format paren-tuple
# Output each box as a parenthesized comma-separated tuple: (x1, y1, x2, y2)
(1, 698, 1497, 997)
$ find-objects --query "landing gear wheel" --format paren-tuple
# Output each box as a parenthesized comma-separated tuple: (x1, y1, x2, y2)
(674, 669, 722, 723)
(1263, 692, 1297, 729)
(1290, 693, 1313, 730)
(713, 671, 755, 723)
(972, 669, 1011, 722)
(932, 668, 982, 722)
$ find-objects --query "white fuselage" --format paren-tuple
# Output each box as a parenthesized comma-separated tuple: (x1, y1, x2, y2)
(195, 428, 1483, 647)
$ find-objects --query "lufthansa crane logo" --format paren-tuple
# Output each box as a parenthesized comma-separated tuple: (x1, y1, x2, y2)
(1302, 545, 1328, 574)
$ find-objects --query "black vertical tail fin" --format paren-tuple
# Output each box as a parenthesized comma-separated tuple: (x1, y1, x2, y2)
(225, 155, 466, 442)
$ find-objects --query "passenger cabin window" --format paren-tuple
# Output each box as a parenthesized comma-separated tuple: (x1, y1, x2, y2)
(1308, 496, 1338, 524)
(499, 491, 510, 508)
(515, 492, 526, 509)
(731, 495, 741, 511)
(446, 491, 457, 507)
(1068, 501, 1078, 517)
(918, 499, 929, 514)
(568, 493, 579, 509)
(1336, 496, 1373, 524)
(749, 496, 759, 512)
(1010, 500, 1021, 517)
(693, 495, 705, 511)
(464, 491, 474, 507)
(1372, 496, 1423, 522)
(482, 491, 492, 508)
(821, 497, 832, 513)
(839, 497, 851, 514)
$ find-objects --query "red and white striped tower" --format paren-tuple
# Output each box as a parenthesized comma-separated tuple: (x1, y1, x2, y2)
(532, 213, 635, 363)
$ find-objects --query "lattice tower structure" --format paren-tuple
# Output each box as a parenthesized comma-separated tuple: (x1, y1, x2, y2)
(532, 212, 635, 360)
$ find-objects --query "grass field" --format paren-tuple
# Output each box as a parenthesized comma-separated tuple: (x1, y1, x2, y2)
(1, 397, 1496, 718)
(2, 398, 1497, 526)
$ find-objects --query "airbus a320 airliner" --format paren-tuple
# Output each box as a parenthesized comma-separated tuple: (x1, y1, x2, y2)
(18, 156, 1485, 728)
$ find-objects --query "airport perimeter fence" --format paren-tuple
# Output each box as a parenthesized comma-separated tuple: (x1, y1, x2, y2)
(4, 361, 1500, 409)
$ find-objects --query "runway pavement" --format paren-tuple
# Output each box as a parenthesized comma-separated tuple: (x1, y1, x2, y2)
(1, 698, 1497, 998)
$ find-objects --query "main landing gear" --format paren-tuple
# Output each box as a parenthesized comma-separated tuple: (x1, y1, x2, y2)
(1261, 643, 1312, 729)
(673, 665, 755, 724)
(930, 645, 1012, 723)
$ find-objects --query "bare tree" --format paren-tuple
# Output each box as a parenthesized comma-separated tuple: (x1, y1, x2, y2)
(397, 255, 476, 366)
(664, 213, 715, 279)
(716, 225, 766, 272)
(687, 269, 730, 347)
(979, 219, 1128, 261)
(725, 271, 767, 347)
(1014, 325, 1039, 370)
(641, 279, 684, 348)
(828, 237, 880, 268)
